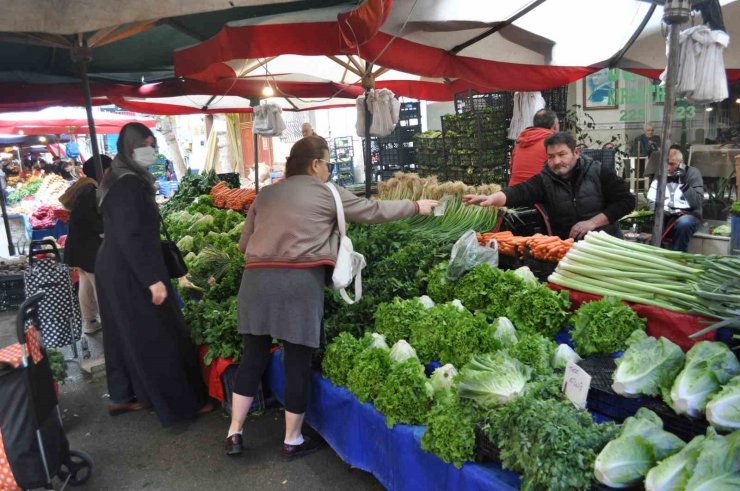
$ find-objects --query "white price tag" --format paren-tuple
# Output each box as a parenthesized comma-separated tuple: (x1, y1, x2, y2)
(433, 196, 451, 216)
(562, 362, 591, 409)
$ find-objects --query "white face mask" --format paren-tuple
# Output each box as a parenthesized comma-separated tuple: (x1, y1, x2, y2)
(133, 146, 156, 168)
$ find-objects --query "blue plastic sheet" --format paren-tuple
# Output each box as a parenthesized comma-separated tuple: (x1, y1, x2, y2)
(268, 350, 520, 491)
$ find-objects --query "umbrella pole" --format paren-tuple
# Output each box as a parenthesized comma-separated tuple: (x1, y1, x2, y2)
(651, 2, 690, 247)
(250, 99, 260, 194)
(362, 65, 375, 199)
(72, 42, 103, 183)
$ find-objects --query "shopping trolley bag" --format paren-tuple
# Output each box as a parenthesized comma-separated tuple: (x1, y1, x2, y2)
(24, 240, 82, 349)
(0, 293, 91, 489)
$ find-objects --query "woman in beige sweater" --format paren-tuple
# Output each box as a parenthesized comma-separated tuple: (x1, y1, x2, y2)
(225, 136, 437, 457)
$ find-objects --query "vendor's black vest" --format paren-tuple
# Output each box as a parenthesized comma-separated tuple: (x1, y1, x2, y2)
(541, 156, 620, 239)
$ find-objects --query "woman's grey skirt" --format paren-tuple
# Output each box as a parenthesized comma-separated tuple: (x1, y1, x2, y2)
(237, 266, 326, 348)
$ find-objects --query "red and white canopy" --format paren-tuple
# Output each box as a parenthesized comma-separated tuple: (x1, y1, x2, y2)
(175, 0, 740, 92)
(0, 107, 156, 134)
(173, 1, 491, 101)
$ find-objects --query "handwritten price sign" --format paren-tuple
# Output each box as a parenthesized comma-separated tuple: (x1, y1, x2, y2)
(562, 362, 592, 409)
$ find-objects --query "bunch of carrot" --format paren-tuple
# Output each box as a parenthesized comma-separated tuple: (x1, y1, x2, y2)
(476, 231, 573, 262)
(210, 182, 256, 212)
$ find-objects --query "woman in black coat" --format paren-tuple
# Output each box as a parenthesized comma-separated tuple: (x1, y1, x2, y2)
(60, 156, 112, 335)
(96, 123, 212, 425)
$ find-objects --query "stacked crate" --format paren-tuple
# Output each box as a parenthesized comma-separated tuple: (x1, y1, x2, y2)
(373, 101, 421, 181)
(330, 136, 355, 186)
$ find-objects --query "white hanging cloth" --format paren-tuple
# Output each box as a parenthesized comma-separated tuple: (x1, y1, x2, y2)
(253, 103, 287, 137)
(508, 92, 546, 140)
(356, 88, 401, 138)
(661, 24, 730, 104)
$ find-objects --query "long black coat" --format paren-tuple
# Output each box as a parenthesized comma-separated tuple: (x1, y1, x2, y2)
(64, 183, 103, 273)
(95, 174, 207, 427)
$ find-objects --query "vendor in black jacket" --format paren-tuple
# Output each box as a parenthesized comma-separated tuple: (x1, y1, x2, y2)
(464, 131, 635, 239)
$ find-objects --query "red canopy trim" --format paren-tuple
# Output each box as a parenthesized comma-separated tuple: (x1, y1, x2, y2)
(338, 0, 392, 49)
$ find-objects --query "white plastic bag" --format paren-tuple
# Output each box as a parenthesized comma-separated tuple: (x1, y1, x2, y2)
(446, 230, 499, 281)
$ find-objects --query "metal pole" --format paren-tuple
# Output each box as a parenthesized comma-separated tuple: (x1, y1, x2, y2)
(651, 3, 689, 246)
(363, 91, 373, 198)
(73, 42, 103, 183)
(250, 98, 260, 193)
(362, 62, 374, 199)
(253, 132, 260, 194)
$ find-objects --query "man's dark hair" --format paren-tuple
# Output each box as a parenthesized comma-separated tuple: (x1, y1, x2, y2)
(533, 109, 558, 130)
(669, 143, 683, 153)
(544, 131, 577, 152)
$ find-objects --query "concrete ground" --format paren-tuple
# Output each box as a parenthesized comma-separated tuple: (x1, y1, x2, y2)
(0, 311, 383, 491)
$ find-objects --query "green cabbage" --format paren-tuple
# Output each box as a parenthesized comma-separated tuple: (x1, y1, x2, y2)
(644, 430, 708, 491)
(492, 317, 518, 347)
(706, 374, 740, 431)
(666, 341, 740, 418)
(552, 344, 583, 369)
(513, 266, 538, 285)
(389, 339, 418, 363)
(594, 408, 685, 489)
(684, 428, 740, 490)
(176, 235, 194, 253)
(457, 351, 532, 408)
(611, 331, 685, 397)
(430, 363, 458, 394)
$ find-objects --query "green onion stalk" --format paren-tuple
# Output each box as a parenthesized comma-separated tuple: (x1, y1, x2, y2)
(547, 231, 740, 338)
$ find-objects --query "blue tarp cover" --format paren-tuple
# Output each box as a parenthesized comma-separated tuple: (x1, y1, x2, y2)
(268, 349, 520, 491)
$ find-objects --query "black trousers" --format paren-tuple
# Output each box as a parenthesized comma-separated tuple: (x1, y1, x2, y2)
(233, 334, 313, 414)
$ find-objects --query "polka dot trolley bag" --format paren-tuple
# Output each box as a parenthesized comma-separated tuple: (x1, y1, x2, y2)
(23, 241, 82, 349)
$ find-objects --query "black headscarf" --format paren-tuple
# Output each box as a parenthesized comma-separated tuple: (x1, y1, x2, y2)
(82, 155, 113, 181)
(97, 123, 156, 205)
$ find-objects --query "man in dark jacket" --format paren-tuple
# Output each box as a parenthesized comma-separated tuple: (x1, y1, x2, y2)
(509, 109, 559, 186)
(464, 132, 635, 239)
(647, 146, 703, 251)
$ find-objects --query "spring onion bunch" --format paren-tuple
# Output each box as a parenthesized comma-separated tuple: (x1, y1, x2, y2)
(376, 172, 500, 239)
(547, 231, 740, 338)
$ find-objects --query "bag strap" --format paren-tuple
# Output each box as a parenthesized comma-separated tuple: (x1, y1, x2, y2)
(159, 214, 175, 242)
(325, 183, 346, 237)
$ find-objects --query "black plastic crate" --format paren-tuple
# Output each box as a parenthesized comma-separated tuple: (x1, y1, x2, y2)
(217, 172, 241, 188)
(642, 398, 709, 443)
(497, 252, 521, 270)
(500, 208, 549, 237)
(578, 356, 647, 422)
(0, 288, 25, 311)
(474, 422, 501, 463)
(523, 247, 558, 282)
(542, 85, 569, 119)
(580, 149, 617, 173)
(399, 101, 421, 121)
(0, 274, 24, 291)
(454, 90, 514, 116)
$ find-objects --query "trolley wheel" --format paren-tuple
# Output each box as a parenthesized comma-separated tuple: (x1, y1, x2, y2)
(58, 450, 93, 486)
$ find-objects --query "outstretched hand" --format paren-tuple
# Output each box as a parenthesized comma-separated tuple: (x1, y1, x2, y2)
(463, 194, 498, 207)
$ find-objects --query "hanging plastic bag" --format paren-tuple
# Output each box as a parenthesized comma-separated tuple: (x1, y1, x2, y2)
(446, 230, 499, 281)
(253, 104, 286, 137)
